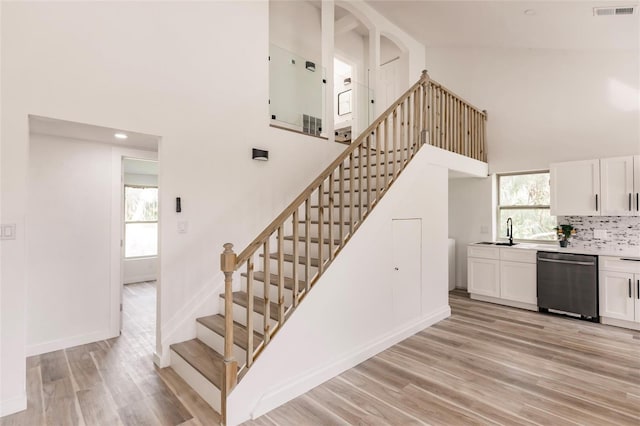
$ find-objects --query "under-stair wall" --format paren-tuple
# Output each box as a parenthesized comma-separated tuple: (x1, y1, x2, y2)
(226, 145, 487, 425)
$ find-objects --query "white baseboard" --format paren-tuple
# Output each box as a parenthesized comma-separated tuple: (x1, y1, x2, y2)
(470, 293, 538, 311)
(241, 305, 451, 424)
(26, 329, 115, 357)
(0, 393, 27, 417)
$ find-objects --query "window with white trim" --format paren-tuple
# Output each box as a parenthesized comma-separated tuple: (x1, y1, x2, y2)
(497, 171, 556, 242)
(124, 186, 158, 258)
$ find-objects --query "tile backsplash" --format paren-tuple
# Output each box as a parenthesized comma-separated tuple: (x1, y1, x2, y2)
(559, 216, 640, 252)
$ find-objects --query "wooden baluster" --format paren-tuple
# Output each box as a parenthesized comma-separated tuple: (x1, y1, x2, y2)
(338, 163, 345, 244)
(383, 117, 389, 188)
(349, 152, 355, 235)
(406, 98, 411, 162)
(392, 109, 398, 178)
(375, 124, 381, 202)
(262, 239, 270, 343)
(415, 90, 419, 150)
(457, 99, 462, 155)
(358, 144, 363, 222)
(482, 110, 487, 162)
(422, 80, 428, 143)
(291, 211, 299, 307)
(400, 100, 406, 169)
(245, 258, 254, 366)
(447, 94, 452, 152)
(328, 173, 334, 260)
(431, 84, 435, 146)
(318, 181, 324, 275)
(367, 135, 373, 210)
(277, 227, 285, 323)
(305, 199, 311, 293)
(220, 243, 238, 426)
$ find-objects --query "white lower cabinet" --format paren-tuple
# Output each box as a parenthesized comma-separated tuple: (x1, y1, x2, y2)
(599, 256, 640, 330)
(468, 257, 500, 297)
(467, 245, 537, 310)
(500, 261, 537, 305)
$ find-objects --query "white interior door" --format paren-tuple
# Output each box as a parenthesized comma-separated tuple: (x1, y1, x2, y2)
(391, 219, 422, 324)
(379, 59, 400, 112)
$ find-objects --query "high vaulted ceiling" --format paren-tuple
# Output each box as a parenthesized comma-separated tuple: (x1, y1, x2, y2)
(365, 0, 640, 50)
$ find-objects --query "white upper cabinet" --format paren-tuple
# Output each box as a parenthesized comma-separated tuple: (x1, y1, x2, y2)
(600, 156, 636, 216)
(550, 159, 600, 216)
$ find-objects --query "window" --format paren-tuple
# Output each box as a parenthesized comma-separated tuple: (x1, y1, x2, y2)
(125, 186, 158, 258)
(497, 171, 556, 241)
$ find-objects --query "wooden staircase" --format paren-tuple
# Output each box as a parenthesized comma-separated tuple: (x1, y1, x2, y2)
(169, 71, 487, 424)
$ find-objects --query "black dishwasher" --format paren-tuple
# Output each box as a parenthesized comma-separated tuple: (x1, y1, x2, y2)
(537, 251, 598, 321)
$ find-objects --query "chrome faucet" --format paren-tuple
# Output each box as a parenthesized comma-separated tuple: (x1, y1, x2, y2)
(506, 217, 513, 246)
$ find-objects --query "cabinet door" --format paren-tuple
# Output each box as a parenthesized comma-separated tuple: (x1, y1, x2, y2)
(550, 160, 600, 216)
(468, 258, 500, 297)
(500, 261, 537, 305)
(601, 156, 634, 216)
(599, 271, 635, 321)
(391, 219, 422, 324)
(635, 274, 640, 324)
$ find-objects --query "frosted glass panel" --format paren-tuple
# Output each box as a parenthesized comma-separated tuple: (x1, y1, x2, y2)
(270, 44, 325, 136)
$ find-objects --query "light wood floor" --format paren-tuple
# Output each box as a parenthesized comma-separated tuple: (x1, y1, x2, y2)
(2, 289, 639, 425)
(0, 281, 220, 426)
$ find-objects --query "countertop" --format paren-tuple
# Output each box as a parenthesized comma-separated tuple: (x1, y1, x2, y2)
(469, 242, 640, 259)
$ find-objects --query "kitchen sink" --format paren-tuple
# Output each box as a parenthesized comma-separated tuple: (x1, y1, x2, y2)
(477, 241, 519, 246)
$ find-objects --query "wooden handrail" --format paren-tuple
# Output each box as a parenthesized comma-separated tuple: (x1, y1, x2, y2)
(236, 70, 430, 266)
(219, 71, 487, 424)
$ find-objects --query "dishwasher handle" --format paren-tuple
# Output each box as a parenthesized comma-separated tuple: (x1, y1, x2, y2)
(538, 257, 596, 266)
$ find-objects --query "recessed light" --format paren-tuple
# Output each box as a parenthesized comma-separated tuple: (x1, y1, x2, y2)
(114, 133, 128, 140)
(524, 9, 536, 16)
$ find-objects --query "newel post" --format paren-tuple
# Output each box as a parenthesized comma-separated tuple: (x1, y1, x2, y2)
(420, 70, 430, 145)
(220, 243, 238, 425)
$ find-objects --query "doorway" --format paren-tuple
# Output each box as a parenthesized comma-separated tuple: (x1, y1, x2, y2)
(120, 158, 159, 349)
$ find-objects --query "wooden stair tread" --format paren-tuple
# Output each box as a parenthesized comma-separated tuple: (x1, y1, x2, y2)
(323, 188, 378, 194)
(170, 339, 223, 389)
(220, 291, 282, 321)
(196, 314, 263, 350)
(240, 271, 306, 291)
(260, 252, 321, 267)
(298, 220, 351, 226)
(284, 235, 341, 245)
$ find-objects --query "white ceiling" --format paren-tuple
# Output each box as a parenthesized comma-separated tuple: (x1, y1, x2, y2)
(365, 0, 640, 50)
(29, 115, 160, 152)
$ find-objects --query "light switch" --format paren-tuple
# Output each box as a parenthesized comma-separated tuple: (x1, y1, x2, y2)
(177, 221, 188, 234)
(594, 229, 607, 239)
(1, 224, 16, 240)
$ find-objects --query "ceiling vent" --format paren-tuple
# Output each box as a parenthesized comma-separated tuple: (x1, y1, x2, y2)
(593, 6, 636, 16)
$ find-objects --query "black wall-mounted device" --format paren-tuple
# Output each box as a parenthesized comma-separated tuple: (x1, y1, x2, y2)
(176, 197, 182, 213)
(252, 148, 269, 161)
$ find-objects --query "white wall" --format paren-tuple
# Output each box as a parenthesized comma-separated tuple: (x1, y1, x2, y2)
(433, 47, 640, 288)
(26, 134, 115, 355)
(448, 176, 493, 289)
(269, 0, 321, 65)
(1, 1, 346, 409)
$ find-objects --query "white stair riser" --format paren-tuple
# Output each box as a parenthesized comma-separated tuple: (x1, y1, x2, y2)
(219, 297, 278, 334)
(260, 256, 319, 277)
(309, 206, 359, 221)
(170, 349, 221, 412)
(196, 322, 246, 364)
(242, 277, 295, 306)
(320, 192, 376, 206)
(284, 239, 343, 259)
(297, 221, 355, 237)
